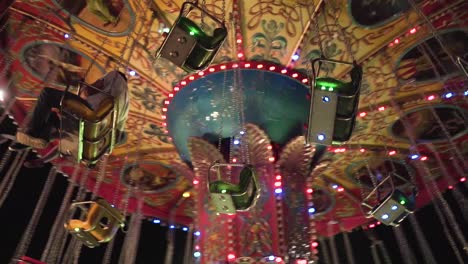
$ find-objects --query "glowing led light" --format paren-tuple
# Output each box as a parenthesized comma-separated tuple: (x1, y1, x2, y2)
(182, 191, 190, 198)
(378, 106, 385, 111)
(388, 150, 396, 155)
(275, 257, 282, 263)
(269, 66, 276, 71)
(292, 73, 298, 78)
(292, 54, 300, 61)
(227, 254, 236, 260)
(257, 64, 264, 69)
(74, 227, 80, 232)
(448, 185, 453, 189)
(194, 231, 201, 236)
(420, 156, 428, 161)
(182, 227, 188, 231)
(233, 139, 240, 145)
(317, 133, 326, 141)
(267, 145, 272, 150)
(427, 95, 435, 100)
(153, 219, 161, 224)
(394, 38, 400, 44)
(170, 225, 175, 229)
(220, 65, 226, 70)
(281, 69, 287, 74)
(275, 175, 282, 180)
(400, 200, 406, 205)
(193, 179, 199, 185)
(302, 78, 308, 83)
(268, 157, 275, 162)
(268, 256, 275, 261)
(129, 70, 136, 76)
(174, 87, 180, 91)
(161, 115, 166, 120)
(409, 27, 417, 34)
(162, 27, 170, 33)
(232, 158, 237, 163)
(162, 108, 167, 112)
(236, 39, 242, 44)
(164, 100, 169, 105)
(237, 53, 244, 58)
(332, 184, 338, 189)
(0, 89, 4, 102)
(168, 93, 174, 98)
(381, 214, 389, 220)
(240, 130, 245, 135)
(297, 260, 307, 264)
(410, 154, 419, 160)
(392, 205, 398, 211)
(464, 90, 468, 96)
(232, 64, 239, 68)
(461, 177, 466, 182)
(194, 252, 201, 257)
(312, 242, 319, 247)
(64, 33, 70, 39)
(308, 207, 316, 213)
(275, 188, 282, 194)
(360, 148, 365, 153)
(274, 182, 281, 187)
(443, 92, 454, 98)
(337, 187, 344, 192)
(306, 188, 313, 194)
(369, 224, 375, 228)
(189, 76, 195, 80)
(244, 63, 251, 68)
(198, 71, 205, 76)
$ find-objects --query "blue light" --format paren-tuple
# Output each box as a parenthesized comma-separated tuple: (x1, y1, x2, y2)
(64, 33, 70, 39)
(182, 227, 188, 231)
(268, 255, 275, 261)
(170, 225, 175, 229)
(153, 219, 161, 224)
(464, 90, 468, 96)
(317, 133, 325, 141)
(233, 139, 240, 145)
(332, 184, 338, 189)
(443, 92, 454, 99)
(308, 207, 316, 214)
(129, 70, 136, 76)
(292, 54, 300, 61)
(382, 214, 389, 220)
(275, 188, 283, 194)
(391, 205, 398, 211)
(322, 96, 330, 103)
(240, 130, 245, 135)
(194, 231, 201, 236)
(194, 252, 201, 258)
(410, 154, 419, 160)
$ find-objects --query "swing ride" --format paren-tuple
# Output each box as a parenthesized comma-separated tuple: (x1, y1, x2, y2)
(0, 0, 467, 263)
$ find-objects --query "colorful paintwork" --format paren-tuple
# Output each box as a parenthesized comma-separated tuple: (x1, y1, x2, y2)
(2, 1, 467, 262)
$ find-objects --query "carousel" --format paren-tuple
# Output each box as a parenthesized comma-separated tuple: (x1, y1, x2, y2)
(0, 0, 467, 263)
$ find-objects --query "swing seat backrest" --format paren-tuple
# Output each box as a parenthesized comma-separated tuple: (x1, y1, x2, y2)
(66, 199, 125, 247)
(60, 96, 116, 166)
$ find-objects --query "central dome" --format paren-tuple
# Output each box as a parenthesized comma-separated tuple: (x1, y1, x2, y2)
(167, 65, 310, 162)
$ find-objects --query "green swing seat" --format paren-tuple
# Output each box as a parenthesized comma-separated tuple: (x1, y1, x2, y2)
(209, 165, 259, 214)
(156, 2, 227, 73)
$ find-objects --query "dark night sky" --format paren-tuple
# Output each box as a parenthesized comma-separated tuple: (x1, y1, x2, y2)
(0, 115, 467, 264)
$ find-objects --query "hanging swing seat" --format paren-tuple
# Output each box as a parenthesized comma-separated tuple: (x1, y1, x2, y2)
(64, 198, 125, 248)
(361, 173, 417, 226)
(208, 163, 260, 214)
(306, 59, 362, 145)
(155, 1, 227, 73)
(58, 82, 117, 167)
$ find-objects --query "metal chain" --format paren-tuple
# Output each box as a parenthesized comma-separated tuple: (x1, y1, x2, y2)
(0, 149, 28, 207)
(392, 226, 417, 264)
(408, 214, 437, 264)
(327, 0, 355, 62)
